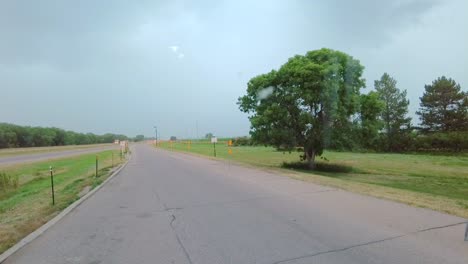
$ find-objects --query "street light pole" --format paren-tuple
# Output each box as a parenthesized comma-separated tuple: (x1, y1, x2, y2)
(154, 126, 158, 146)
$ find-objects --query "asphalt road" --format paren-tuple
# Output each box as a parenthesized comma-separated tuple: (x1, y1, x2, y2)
(4, 144, 467, 264)
(0, 145, 119, 166)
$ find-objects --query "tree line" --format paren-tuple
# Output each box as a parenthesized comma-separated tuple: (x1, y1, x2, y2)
(0, 123, 129, 148)
(353, 74, 467, 153)
(238, 49, 468, 167)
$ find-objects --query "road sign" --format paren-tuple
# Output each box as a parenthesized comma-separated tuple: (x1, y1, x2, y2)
(211, 137, 217, 143)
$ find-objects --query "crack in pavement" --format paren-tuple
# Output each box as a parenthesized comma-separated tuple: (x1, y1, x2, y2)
(271, 221, 468, 264)
(169, 214, 194, 264)
(151, 186, 169, 210)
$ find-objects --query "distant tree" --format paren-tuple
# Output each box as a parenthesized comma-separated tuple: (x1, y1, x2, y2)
(101, 133, 116, 143)
(417, 76, 468, 132)
(238, 48, 365, 168)
(170, 136, 177, 141)
(374, 73, 412, 151)
(359, 91, 384, 149)
(64, 131, 77, 145)
(0, 123, 129, 148)
(51, 128, 66, 146)
(205, 133, 213, 139)
(134, 135, 145, 142)
(0, 125, 17, 148)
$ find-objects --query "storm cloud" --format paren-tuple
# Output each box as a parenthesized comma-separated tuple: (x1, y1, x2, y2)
(0, 0, 466, 138)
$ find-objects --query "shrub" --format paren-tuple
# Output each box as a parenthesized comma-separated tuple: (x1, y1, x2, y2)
(412, 132, 468, 152)
(281, 161, 353, 173)
(232, 136, 254, 146)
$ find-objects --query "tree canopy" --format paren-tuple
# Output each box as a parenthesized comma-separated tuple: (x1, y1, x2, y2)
(417, 76, 468, 132)
(238, 48, 365, 168)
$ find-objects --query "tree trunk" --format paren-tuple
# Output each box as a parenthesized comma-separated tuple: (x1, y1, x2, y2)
(305, 148, 316, 170)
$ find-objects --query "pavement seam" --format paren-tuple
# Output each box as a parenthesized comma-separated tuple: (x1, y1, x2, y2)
(271, 221, 468, 264)
(0, 153, 132, 264)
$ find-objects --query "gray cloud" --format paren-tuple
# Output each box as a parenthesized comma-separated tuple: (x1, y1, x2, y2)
(0, 0, 466, 137)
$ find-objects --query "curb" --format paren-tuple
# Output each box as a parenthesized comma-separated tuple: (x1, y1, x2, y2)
(0, 155, 131, 263)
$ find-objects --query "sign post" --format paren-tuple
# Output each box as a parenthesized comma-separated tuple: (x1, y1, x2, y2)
(211, 136, 217, 157)
(228, 140, 233, 155)
(50, 166, 55, 205)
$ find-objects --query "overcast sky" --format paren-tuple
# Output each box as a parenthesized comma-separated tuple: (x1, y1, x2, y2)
(1, 0, 467, 138)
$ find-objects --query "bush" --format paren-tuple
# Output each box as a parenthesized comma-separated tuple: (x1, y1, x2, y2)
(232, 136, 254, 146)
(281, 161, 353, 173)
(0, 172, 19, 191)
(412, 131, 468, 152)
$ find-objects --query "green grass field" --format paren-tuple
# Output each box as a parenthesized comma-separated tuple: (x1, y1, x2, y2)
(0, 150, 124, 254)
(158, 140, 468, 218)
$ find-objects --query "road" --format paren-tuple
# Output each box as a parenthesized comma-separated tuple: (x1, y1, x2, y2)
(4, 144, 467, 264)
(0, 145, 119, 166)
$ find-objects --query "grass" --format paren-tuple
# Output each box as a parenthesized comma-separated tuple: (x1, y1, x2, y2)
(157, 140, 468, 218)
(0, 150, 124, 254)
(0, 143, 113, 158)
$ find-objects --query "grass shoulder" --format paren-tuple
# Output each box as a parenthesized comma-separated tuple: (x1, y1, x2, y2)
(0, 150, 125, 254)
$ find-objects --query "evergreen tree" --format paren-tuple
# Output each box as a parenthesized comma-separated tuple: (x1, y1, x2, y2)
(374, 73, 412, 151)
(417, 76, 468, 132)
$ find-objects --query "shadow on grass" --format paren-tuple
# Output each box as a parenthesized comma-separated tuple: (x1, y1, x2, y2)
(281, 161, 354, 173)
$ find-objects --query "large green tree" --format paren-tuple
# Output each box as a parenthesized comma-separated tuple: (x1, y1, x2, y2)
(374, 73, 411, 151)
(238, 48, 365, 168)
(417, 76, 468, 132)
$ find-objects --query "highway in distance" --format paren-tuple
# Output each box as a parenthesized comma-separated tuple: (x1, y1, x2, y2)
(0, 145, 119, 166)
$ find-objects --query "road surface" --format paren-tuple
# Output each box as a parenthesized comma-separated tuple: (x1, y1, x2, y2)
(0, 145, 119, 167)
(4, 144, 467, 264)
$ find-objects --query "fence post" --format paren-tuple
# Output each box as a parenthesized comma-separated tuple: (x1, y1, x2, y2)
(50, 166, 55, 205)
(95, 155, 99, 177)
